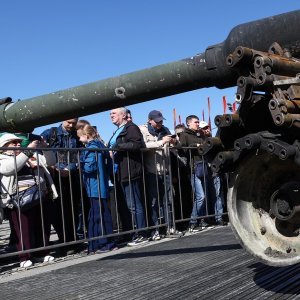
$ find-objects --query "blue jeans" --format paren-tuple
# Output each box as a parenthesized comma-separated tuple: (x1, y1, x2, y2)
(88, 197, 115, 252)
(122, 179, 146, 230)
(213, 176, 224, 222)
(146, 173, 172, 227)
(190, 173, 206, 224)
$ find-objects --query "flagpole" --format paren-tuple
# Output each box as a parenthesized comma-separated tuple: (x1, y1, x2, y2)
(208, 97, 211, 129)
(173, 108, 176, 130)
(223, 96, 227, 114)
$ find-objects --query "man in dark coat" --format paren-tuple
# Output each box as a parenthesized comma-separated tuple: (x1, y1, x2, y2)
(108, 107, 148, 246)
(178, 115, 212, 232)
(41, 119, 87, 255)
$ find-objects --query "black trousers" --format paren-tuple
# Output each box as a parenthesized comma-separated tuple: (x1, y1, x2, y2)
(50, 170, 88, 244)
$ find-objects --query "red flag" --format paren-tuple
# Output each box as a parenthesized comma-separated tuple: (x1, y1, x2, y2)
(202, 109, 205, 121)
(222, 96, 227, 114)
(173, 108, 176, 129)
(207, 97, 212, 129)
(232, 101, 237, 113)
(178, 115, 182, 125)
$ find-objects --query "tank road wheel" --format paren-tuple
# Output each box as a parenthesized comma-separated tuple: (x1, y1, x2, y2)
(227, 151, 300, 266)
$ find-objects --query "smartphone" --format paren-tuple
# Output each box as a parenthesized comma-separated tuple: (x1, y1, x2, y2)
(27, 133, 42, 142)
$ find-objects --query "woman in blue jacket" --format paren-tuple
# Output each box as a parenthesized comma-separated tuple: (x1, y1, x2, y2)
(78, 125, 116, 254)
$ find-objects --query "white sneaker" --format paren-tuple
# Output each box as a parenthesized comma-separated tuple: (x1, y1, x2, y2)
(189, 224, 202, 233)
(168, 227, 183, 236)
(169, 227, 175, 234)
(127, 235, 149, 246)
(20, 260, 33, 268)
(44, 255, 55, 263)
(151, 230, 161, 241)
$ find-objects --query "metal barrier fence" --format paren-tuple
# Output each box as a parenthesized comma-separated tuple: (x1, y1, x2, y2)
(0, 145, 228, 264)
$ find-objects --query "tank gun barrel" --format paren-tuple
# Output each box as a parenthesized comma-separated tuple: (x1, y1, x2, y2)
(1, 9, 300, 132)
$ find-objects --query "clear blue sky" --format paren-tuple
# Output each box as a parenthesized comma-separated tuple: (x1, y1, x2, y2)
(1, 1, 299, 142)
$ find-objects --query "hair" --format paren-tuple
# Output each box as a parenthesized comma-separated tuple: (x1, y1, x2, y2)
(115, 107, 127, 115)
(77, 124, 98, 139)
(186, 115, 199, 126)
(174, 124, 185, 135)
(126, 109, 132, 120)
(76, 119, 90, 130)
(175, 124, 185, 130)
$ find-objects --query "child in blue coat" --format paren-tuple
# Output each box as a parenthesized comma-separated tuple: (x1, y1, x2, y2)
(78, 125, 116, 254)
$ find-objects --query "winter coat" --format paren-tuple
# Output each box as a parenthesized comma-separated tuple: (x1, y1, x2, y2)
(178, 128, 205, 163)
(80, 139, 110, 199)
(109, 121, 143, 183)
(178, 128, 212, 177)
(0, 150, 58, 208)
(139, 123, 171, 175)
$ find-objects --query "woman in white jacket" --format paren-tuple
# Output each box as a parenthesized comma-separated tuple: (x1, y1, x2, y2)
(0, 133, 57, 268)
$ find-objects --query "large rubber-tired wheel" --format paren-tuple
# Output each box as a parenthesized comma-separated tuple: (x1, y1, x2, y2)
(228, 151, 300, 266)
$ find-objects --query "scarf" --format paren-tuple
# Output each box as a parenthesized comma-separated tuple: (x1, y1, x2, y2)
(147, 123, 171, 141)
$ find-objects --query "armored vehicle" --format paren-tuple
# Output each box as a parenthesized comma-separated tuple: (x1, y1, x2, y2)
(1, 10, 300, 266)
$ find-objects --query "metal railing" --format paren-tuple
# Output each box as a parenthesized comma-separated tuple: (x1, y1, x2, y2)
(0, 145, 228, 263)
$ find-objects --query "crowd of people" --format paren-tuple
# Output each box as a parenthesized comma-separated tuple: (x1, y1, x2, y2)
(0, 107, 227, 268)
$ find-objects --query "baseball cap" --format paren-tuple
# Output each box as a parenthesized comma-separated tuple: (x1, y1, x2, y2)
(148, 110, 166, 123)
(199, 121, 209, 129)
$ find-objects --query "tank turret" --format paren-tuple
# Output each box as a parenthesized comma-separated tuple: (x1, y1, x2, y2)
(2, 10, 300, 266)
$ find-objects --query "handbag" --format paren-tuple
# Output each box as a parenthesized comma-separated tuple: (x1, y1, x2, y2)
(2, 172, 47, 212)
(10, 184, 43, 212)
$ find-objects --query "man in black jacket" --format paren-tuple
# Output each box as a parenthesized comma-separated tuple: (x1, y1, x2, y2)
(108, 107, 148, 246)
(179, 115, 211, 232)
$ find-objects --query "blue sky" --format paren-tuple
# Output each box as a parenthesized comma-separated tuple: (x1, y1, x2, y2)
(1, 1, 299, 142)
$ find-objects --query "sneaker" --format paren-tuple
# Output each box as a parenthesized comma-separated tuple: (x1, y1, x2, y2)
(127, 235, 149, 247)
(216, 220, 228, 226)
(110, 246, 119, 251)
(169, 227, 175, 234)
(151, 230, 161, 241)
(20, 260, 33, 268)
(57, 247, 76, 256)
(66, 249, 76, 256)
(167, 227, 183, 236)
(188, 223, 202, 233)
(200, 219, 213, 229)
(80, 248, 89, 255)
(95, 246, 110, 254)
(43, 255, 55, 263)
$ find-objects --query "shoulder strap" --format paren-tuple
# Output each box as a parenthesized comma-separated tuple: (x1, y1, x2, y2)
(1, 181, 11, 197)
